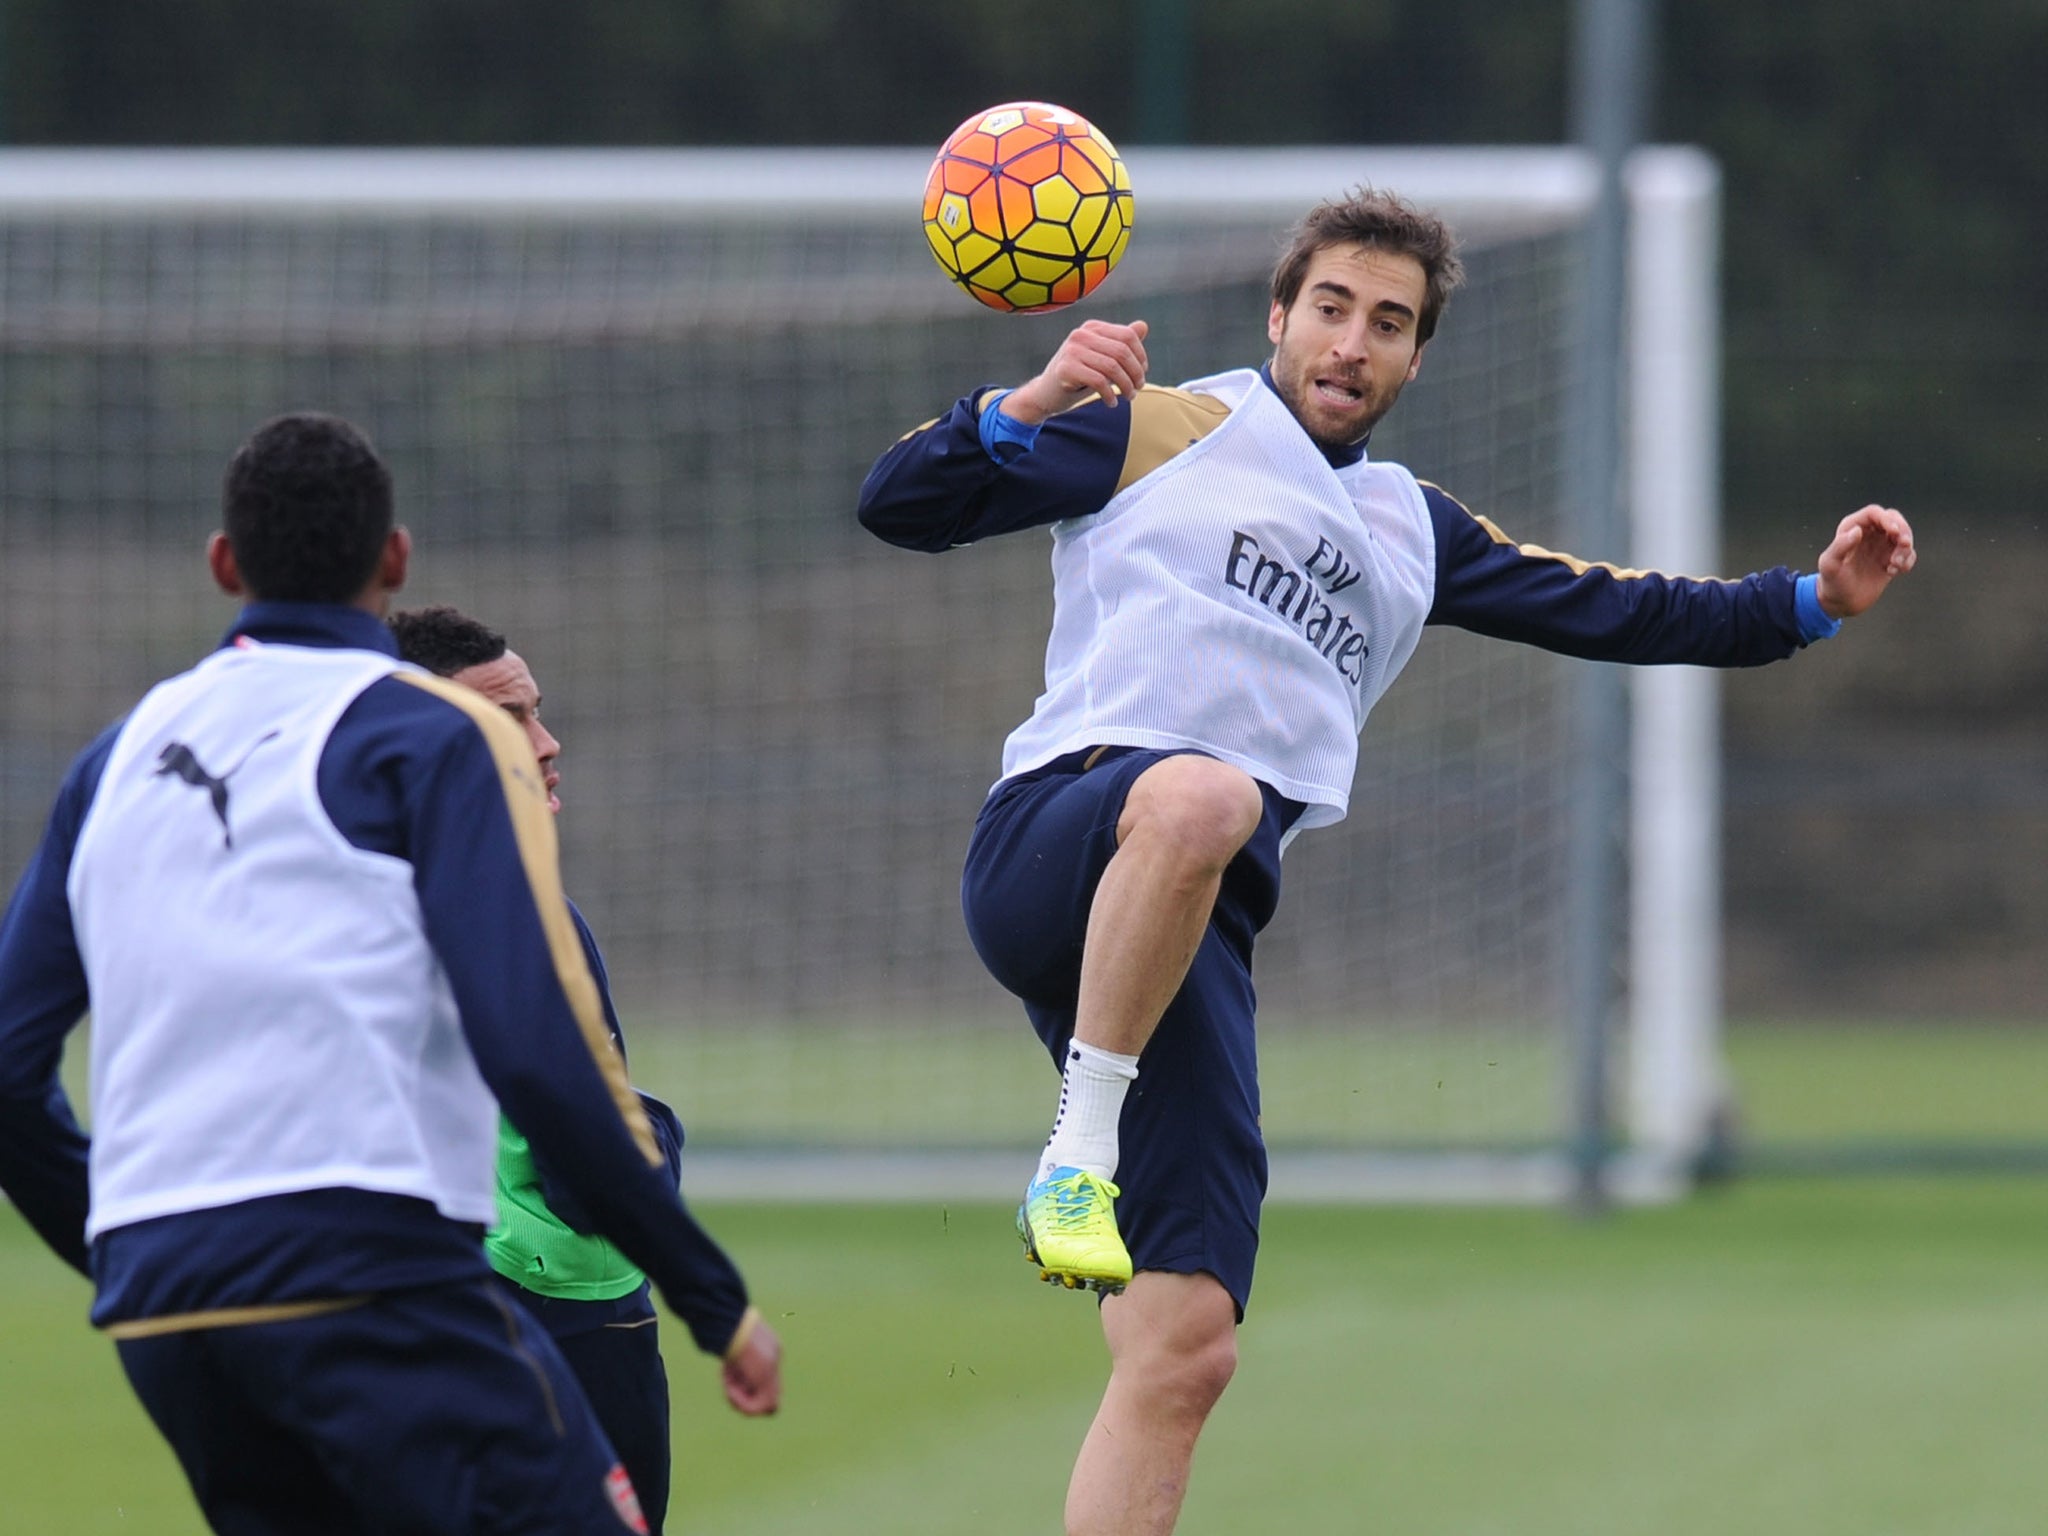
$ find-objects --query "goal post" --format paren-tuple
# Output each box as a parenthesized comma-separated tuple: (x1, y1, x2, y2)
(0, 144, 1725, 1201)
(1627, 147, 1727, 1180)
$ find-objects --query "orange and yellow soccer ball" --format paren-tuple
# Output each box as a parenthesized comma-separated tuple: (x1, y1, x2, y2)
(922, 102, 1134, 314)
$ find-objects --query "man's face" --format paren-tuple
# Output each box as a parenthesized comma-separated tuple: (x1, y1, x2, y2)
(451, 650, 562, 814)
(1266, 242, 1429, 452)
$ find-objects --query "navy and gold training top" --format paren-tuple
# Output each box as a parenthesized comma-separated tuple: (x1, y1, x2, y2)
(859, 365, 1835, 667)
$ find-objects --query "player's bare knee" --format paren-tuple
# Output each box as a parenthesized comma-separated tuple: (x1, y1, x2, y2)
(1111, 1286, 1239, 1419)
(1182, 1327, 1239, 1413)
(1121, 757, 1263, 866)
(1140, 1328, 1237, 1421)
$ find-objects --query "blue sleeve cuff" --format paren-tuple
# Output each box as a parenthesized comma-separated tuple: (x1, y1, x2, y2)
(1793, 573, 1842, 643)
(977, 389, 1043, 462)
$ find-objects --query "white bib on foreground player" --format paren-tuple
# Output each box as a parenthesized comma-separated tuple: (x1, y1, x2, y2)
(70, 642, 496, 1238)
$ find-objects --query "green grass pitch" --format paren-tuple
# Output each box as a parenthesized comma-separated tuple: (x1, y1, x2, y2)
(7, 1177, 2048, 1535)
(611, 1017, 2048, 1153)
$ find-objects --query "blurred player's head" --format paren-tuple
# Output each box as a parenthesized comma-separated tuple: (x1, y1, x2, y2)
(389, 606, 563, 815)
(1264, 192, 1464, 453)
(389, 604, 508, 678)
(214, 413, 404, 607)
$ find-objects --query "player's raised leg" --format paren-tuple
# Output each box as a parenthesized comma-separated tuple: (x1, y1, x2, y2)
(1065, 1272, 1239, 1536)
(1022, 753, 1264, 1291)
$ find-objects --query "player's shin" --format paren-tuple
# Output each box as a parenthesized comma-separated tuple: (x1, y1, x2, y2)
(1039, 1038, 1139, 1182)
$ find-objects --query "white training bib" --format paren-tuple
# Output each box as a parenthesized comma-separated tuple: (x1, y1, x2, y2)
(68, 642, 498, 1238)
(999, 369, 1437, 834)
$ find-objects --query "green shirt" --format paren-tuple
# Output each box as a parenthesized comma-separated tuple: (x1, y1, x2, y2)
(484, 1113, 648, 1301)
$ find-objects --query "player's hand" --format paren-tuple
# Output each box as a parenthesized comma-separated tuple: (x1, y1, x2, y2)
(1815, 504, 1916, 618)
(1002, 318, 1150, 424)
(721, 1317, 782, 1416)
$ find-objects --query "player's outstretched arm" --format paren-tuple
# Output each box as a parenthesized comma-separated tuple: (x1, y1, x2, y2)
(1815, 504, 1916, 619)
(999, 318, 1150, 424)
(1425, 486, 1912, 666)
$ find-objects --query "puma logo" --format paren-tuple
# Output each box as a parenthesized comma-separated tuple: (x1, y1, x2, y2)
(152, 731, 280, 848)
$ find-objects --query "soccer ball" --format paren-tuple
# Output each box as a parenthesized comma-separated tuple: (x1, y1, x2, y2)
(922, 102, 1134, 314)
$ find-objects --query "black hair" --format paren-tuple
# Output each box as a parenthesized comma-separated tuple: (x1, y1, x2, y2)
(221, 413, 395, 604)
(387, 605, 509, 678)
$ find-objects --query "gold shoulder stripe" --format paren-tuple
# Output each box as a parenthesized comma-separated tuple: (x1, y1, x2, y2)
(1425, 479, 1728, 585)
(393, 671, 661, 1170)
(1470, 512, 1659, 583)
(1117, 385, 1232, 494)
(1433, 485, 1739, 585)
(104, 1295, 371, 1339)
(1415, 479, 1474, 518)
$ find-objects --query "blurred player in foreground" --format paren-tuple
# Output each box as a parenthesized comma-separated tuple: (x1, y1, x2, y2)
(0, 414, 778, 1535)
(391, 604, 711, 1535)
(858, 188, 1915, 1535)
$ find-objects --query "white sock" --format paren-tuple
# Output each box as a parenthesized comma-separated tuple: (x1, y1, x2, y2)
(1038, 1039, 1140, 1183)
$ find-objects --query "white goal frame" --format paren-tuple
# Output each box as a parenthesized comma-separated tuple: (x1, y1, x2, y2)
(0, 144, 1724, 1202)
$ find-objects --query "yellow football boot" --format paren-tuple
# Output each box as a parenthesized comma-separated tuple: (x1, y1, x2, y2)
(1017, 1166, 1132, 1294)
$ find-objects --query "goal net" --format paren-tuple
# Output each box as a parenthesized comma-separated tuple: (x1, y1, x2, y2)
(0, 146, 1722, 1200)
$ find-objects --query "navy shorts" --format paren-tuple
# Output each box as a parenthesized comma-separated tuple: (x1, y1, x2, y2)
(510, 1288, 673, 1536)
(116, 1279, 648, 1535)
(962, 747, 1297, 1316)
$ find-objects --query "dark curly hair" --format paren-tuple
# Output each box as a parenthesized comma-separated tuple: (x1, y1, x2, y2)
(221, 413, 394, 604)
(1270, 187, 1466, 344)
(387, 606, 508, 678)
